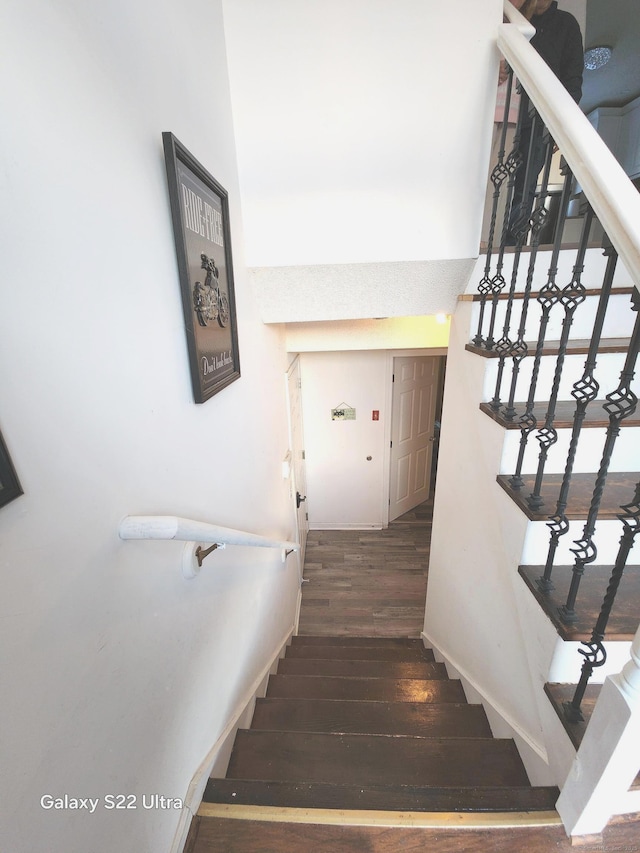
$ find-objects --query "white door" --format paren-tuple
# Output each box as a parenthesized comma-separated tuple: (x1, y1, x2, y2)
(389, 356, 439, 521)
(287, 357, 309, 564)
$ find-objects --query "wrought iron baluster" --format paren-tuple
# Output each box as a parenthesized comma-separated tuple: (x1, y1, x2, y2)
(503, 131, 554, 422)
(560, 290, 640, 623)
(538, 237, 617, 592)
(508, 138, 566, 490)
(489, 240, 526, 412)
(484, 92, 529, 351)
(527, 188, 589, 511)
(474, 68, 516, 348)
(564, 480, 640, 723)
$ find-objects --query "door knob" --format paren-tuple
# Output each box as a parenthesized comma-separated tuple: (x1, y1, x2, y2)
(296, 491, 307, 509)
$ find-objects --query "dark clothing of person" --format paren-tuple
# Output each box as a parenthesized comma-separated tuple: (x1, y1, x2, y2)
(530, 1, 584, 104)
(508, 1, 584, 242)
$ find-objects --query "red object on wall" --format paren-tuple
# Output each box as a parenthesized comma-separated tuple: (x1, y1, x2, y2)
(372, 410, 379, 421)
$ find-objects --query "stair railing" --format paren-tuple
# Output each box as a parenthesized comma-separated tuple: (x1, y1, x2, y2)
(119, 515, 299, 579)
(475, 2, 640, 723)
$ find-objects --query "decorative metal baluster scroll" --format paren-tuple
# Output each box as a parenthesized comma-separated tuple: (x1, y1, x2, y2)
(564, 480, 640, 723)
(527, 189, 589, 511)
(474, 69, 517, 347)
(484, 90, 529, 351)
(560, 290, 640, 623)
(508, 140, 567, 490)
(502, 130, 554, 420)
(538, 236, 617, 592)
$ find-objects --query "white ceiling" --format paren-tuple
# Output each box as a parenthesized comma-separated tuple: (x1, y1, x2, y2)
(581, 0, 640, 113)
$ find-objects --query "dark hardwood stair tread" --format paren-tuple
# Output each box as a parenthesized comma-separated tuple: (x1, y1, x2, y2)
(227, 730, 531, 788)
(480, 400, 640, 430)
(285, 644, 435, 662)
(251, 698, 492, 737)
(266, 674, 467, 702)
(496, 472, 640, 521)
(277, 658, 447, 679)
(466, 337, 631, 359)
(519, 564, 640, 642)
(291, 636, 426, 647)
(203, 778, 559, 812)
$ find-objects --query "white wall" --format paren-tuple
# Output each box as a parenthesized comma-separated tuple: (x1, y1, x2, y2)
(222, 0, 503, 267)
(300, 351, 390, 528)
(0, 2, 298, 851)
(423, 301, 559, 779)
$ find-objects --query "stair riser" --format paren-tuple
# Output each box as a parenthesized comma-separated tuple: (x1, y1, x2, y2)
(277, 659, 447, 679)
(522, 519, 640, 566)
(482, 352, 639, 407)
(290, 636, 425, 647)
(472, 291, 635, 346)
(284, 645, 435, 661)
(500, 425, 639, 476)
(203, 778, 559, 812)
(476, 247, 634, 296)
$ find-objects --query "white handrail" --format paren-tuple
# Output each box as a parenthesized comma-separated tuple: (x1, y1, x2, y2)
(119, 515, 299, 551)
(119, 515, 299, 579)
(498, 18, 640, 286)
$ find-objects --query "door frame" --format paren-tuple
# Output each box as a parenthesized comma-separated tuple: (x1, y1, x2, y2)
(383, 348, 447, 527)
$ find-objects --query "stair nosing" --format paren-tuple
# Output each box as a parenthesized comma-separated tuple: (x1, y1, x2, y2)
(197, 801, 562, 828)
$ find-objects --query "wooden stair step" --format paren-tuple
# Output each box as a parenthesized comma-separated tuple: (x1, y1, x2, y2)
(519, 564, 640, 642)
(202, 778, 560, 812)
(284, 644, 435, 662)
(291, 635, 426, 647)
(277, 658, 448, 679)
(480, 399, 640, 430)
(192, 813, 640, 853)
(227, 730, 531, 788)
(496, 471, 640, 521)
(251, 698, 492, 737)
(266, 674, 466, 702)
(466, 337, 631, 359)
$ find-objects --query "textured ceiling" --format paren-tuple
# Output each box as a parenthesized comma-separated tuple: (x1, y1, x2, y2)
(581, 0, 640, 113)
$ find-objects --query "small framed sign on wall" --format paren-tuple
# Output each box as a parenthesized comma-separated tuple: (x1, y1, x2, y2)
(162, 132, 240, 403)
(0, 426, 22, 509)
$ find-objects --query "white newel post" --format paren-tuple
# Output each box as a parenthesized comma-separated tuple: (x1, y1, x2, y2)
(557, 625, 640, 837)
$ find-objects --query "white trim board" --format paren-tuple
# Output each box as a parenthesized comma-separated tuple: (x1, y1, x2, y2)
(421, 630, 550, 771)
(169, 624, 295, 853)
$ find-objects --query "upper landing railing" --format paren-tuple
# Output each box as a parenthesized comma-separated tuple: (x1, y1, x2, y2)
(500, 2, 640, 282)
(476, 0, 640, 725)
(119, 515, 299, 579)
(473, 3, 640, 837)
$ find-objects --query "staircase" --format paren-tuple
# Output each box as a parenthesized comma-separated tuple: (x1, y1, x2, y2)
(189, 635, 561, 852)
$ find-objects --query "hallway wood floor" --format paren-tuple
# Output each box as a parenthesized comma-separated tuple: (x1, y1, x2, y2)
(297, 500, 432, 638)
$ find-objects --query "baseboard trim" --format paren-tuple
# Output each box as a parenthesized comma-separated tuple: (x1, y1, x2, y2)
(197, 802, 561, 829)
(421, 629, 549, 766)
(169, 623, 296, 853)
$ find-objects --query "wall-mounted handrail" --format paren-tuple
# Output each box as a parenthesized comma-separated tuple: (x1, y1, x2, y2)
(119, 515, 300, 578)
(498, 19, 640, 286)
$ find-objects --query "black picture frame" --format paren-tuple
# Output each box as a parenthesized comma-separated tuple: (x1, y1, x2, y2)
(0, 426, 23, 509)
(162, 133, 240, 403)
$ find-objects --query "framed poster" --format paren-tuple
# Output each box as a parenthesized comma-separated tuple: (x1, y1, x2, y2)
(0, 426, 22, 509)
(162, 132, 240, 403)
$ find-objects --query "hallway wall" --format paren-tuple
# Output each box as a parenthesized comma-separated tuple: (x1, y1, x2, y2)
(0, 2, 298, 851)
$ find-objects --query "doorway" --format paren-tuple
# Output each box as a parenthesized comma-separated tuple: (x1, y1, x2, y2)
(388, 355, 446, 522)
